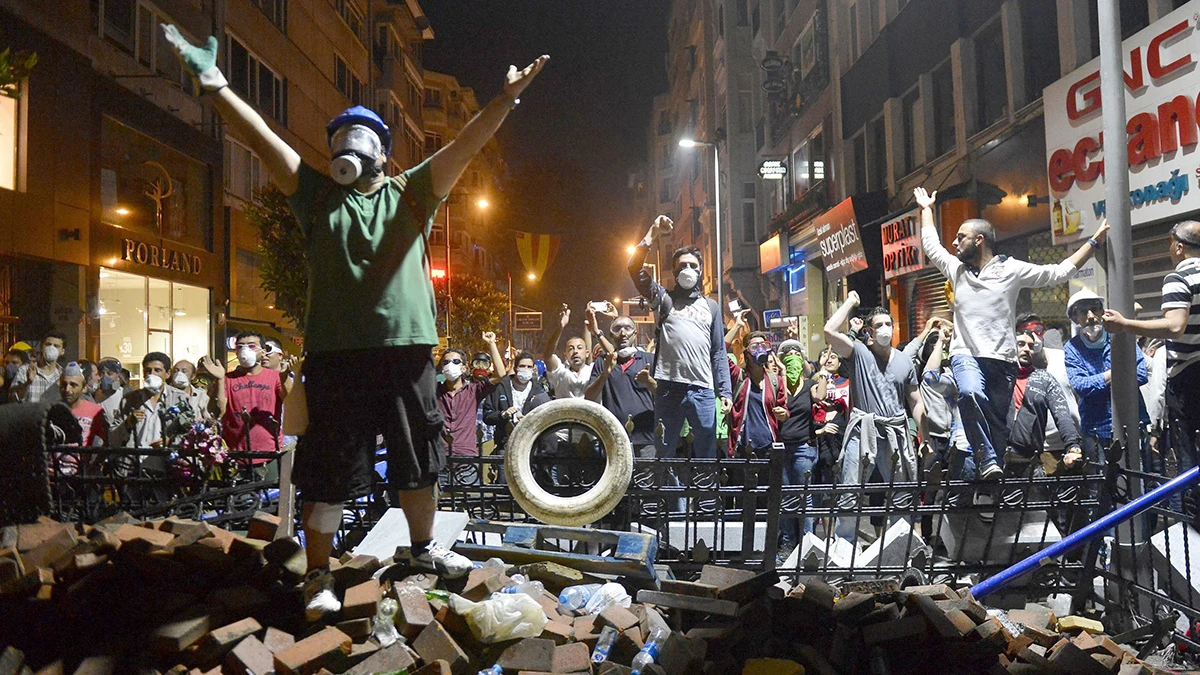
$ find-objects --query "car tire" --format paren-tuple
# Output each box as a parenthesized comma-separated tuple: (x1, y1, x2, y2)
(504, 398, 633, 526)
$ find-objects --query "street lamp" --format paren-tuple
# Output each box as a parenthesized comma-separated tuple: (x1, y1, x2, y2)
(476, 198, 490, 210)
(678, 137, 724, 319)
(527, 272, 537, 280)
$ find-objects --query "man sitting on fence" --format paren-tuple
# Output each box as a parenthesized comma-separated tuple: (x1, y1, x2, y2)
(824, 293, 924, 542)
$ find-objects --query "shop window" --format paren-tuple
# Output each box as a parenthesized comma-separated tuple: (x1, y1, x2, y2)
(334, 54, 364, 106)
(932, 59, 955, 157)
(227, 35, 287, 125)
(100, 117, 211, 251)
(975, 19, 1007, 130)
(0, 87, 19, 191)
(99, 268, 210, 378)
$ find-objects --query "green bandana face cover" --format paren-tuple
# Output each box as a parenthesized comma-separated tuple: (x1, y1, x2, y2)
(781, 353, 804, 387)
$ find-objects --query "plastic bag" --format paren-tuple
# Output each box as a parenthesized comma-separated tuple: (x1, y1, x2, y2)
(583, 581, 632, 615)
(449, 592, 547, 643)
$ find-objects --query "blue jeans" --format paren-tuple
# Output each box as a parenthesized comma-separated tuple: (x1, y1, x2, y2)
(655, 382, 718, 458)
(951, 355, 1016, 473)
(834, 430, 918, 541)
(782, 443, 818, 544)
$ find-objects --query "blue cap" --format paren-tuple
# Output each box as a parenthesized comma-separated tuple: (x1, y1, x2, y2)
(326, 105, 392, 153)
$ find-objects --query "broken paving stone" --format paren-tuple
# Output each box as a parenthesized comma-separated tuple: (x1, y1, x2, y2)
(551, 642, 591, 673)
(520, 562, 585, 593)
(262, 627, 295, 654)
(1058, 615, 1104, 634)
(395, 583, 435, 640)
(335, 617, 373, 641)
(540, 621, 573, 645)
(410, 661, 452, 675)
(331, 554, 380, 589)
(340, 643, 416, 675)
(341, 579, 381, 620)
(226, 635, 275, 675)
(742, 658, 804, 675)
(245, 512, 280, 542)
(151, 609, 210, 655)
(596, 605, 640, 632)
(496, 637, 556, 672)
(412, 621, 469, 674)
(197, 617, 262, 661)
(272, 626, 352, 675)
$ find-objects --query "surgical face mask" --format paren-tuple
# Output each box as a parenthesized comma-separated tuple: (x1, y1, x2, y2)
(873, 325, 894, 346)
(171, 371, 189, 389)
(99, 375, 117, 393)
(676, 267, 699, 290)
(781, 353, 805, 387)
(515, 369, 534, 384)
(616, 346, 638, 359)
(143, 374, 164, 394)
(329, 124, 383, 185)
(237, 347, 258, 368)
(43, 345, 61, 363)
(442, 362, 463, 381)
(1081, 324, 1106, 346)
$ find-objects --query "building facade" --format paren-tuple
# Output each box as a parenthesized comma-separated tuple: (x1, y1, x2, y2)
(0, 0, 226, 377)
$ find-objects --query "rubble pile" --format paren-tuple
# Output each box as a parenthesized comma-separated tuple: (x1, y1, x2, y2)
(0, 513, 1186, 674)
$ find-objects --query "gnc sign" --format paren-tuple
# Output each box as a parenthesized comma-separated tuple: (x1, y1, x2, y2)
(1044, 0, 1200, 244)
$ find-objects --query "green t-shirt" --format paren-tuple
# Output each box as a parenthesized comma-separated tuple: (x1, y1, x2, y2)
(287, 160, 444, 353)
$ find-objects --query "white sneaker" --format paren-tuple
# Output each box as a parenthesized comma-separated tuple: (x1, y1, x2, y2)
(303, 569, 341, 622)
(399, 542, 473, 579)
(979, 463, 1004, 481)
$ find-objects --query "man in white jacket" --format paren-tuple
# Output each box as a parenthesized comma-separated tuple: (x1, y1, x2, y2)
(913, 187, 1108, 479)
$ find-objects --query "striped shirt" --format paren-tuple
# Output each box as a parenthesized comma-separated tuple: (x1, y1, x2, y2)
(1161, 257, 1200, 377)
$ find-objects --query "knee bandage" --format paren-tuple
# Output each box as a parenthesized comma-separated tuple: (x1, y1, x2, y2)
(307, 502, 343, 534)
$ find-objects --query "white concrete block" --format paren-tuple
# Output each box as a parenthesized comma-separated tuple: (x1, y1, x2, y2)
(353, 508, 469, 559)
(1149, 522, 1200, 602)
(857, 519, 926, 569)
(933, 510, 1061, 565)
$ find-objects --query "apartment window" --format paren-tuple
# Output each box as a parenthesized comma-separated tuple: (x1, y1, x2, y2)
(932, 59, 955, 157)
(901, 88, 920, 175)
(718, 5, 725, 36)
(688, 46, 697, 74)
(227, 35, 288, 125)
(774, 0, 786, 41)
(737, 93, 753, 133)
(407, 129, 422, 162)
(848, 3, 859, 60)
(975, 19, 1007, 129)
(737, 0, 749, 26)
(792, 127, 823, 197)
(335, 0, 365, 43)
(742, 199, 757, 244)
(223, 137, 266, 202)
(658, 110, 672, 136)
(250, 0, 287, 32)
(99, 1, 189, 88)
(101, 0, 136, 53)
(752, 1, 761, 35)
(0, 86, 19, 191)
(377, 25, 401, 60)
(659, 144, 672, 170)
(334, 54, 363, 105)
(659, 178, 672, 203)
(383, 94, 403, 135)
(407, 77, 421, 109)
(425, 88, 443, 109)
(868, 116, 887, 190)
(425, 132, 443, 153)
(1020, 0, 1059, 102)
(852, 132, 867, 196)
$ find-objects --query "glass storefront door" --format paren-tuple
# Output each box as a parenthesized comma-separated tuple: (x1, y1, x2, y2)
(98, 268, 211, 378)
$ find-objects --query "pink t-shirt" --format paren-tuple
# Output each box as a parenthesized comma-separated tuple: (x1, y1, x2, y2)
(222, 368, 284, 454)
(70, 399, 107, 447)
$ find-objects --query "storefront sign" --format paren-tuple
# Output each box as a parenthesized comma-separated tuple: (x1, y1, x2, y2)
(759, 232, 786, 273)
(514, 311, 542, 331)
(1044, 1, 1200, 244)
(880, 209, 925, 280)
(121, 238, 203, 275)
(758, 159, 788, 180)
(815, 197, 867, 281)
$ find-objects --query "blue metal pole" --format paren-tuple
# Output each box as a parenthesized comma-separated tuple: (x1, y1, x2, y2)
(970, 466, 1200, 600)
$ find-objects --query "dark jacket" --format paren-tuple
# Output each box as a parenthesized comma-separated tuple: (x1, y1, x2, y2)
(727, 360, 785, 457)
(482, 375, 552, 452)
(1007, 368, 1083, 456)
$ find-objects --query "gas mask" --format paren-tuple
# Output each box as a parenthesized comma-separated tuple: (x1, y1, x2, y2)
(746, 345, 771, 367)
(99, 375, 117, 393)
(329, 124, 383, 186)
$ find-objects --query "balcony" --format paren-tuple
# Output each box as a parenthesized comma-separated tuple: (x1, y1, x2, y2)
(769, 180, 830, 234)
(764, 9, 830, 146)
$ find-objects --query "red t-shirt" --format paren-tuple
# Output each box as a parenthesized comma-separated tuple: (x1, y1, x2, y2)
(70, 400, 107, 447)
(222, 368, 284, 455)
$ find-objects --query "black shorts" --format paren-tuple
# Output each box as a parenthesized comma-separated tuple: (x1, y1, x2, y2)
(294, 345, 446, 502)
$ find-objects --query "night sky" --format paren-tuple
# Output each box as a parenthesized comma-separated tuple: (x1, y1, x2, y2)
(421, 1, 670, 335)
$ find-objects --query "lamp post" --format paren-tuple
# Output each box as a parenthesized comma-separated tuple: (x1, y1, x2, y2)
(508, 271, 537, 352)
(678, 138, 723, 319)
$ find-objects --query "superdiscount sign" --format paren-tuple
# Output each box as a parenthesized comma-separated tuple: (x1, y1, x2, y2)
(1044, 1, 1199, 244)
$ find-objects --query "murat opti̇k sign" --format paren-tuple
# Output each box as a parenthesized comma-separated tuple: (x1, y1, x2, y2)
(880, 209, 925, 280)
(816, 197, 868, 281)
(1044, 0, 1200, 245)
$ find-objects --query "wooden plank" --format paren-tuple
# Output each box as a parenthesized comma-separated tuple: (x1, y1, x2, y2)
(636, 590, 740, 616)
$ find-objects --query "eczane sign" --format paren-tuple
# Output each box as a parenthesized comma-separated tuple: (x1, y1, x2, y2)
(1044, 0, 1200, 244)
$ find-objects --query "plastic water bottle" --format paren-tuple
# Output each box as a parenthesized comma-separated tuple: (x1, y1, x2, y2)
(630, 627, 668, 675)
(592, 625, 618, 663)
(371, 597, 402, 647)
(476, 666, 502, 675)
(424, 589, 451, 602)
(558, 583, 603, 613)
(499, 578, 545, 598)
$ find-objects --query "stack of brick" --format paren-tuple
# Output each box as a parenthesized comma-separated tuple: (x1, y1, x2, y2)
(0, 514, 1189, 674)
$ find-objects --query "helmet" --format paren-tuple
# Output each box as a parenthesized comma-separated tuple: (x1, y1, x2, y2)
(326, 106, 392, 154)
(471, 352, 491, 364)
(1067, 288, 1104, 317)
